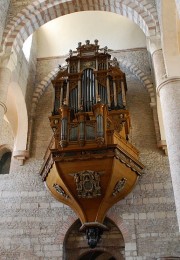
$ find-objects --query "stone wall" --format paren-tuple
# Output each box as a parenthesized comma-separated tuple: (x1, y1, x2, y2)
(0, 48, 180, 260)
(0, 120, 14, 150)
(11, 34, 37, 101)
(0, 157, 69, 259)
(16, 50, 180, 259)
(0, 0, 10, 45)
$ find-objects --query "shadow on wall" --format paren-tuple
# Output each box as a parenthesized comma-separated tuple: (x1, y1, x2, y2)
(0, 150, 12, 174)
(63, 218, 125, 260)
(78, 250, 116, 260)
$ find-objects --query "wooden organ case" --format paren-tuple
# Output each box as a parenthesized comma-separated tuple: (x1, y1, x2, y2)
(40, 40, 144, 248)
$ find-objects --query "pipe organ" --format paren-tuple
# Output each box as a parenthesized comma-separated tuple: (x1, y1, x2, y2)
(40, 40, 144, 248)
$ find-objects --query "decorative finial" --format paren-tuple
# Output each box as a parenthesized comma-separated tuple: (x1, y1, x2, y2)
(78, 42, 82, 47)
(97, 95, 101, 103)
(63, 99, 67, 106)
(80, 104, 84, 111)
(94, 39, 98, 45)
(86, 40, 90, 45)
(104, 46, 108, 53)
(69, 49, 73, 56)
(113, 57, 119, 67)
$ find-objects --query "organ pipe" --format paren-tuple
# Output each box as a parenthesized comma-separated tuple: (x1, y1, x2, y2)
(113, 81, 117, 107)
(66, 80, 69, 105)
(107, 77, 111, 107)
(78, 80, 81, 109)
(60, 85, 63, 106)
(121, 81, 126, 107)
(54, 40, 128, 115)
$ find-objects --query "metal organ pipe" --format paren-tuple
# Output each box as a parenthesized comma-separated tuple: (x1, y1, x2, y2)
(78, 61, 81, 110)
(113, 81, 117, 107)
(66, 80, 69, 105)
(78, 60, 80, 72)
(77, 110, 86, 146)
(107, 77, 111, 107)
(95, 59, 98, 103)
(59, 104, 69, 148)
(60, 84, 63, 106)
(121, 81, 126, 107)
(78, 79, 81, 109)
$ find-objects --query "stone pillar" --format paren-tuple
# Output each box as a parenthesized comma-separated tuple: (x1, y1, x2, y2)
(151, 48, 167, 152)
(0, 67, 11, 127)
(151, 49, 166, 87)
(149, 39, 180, 229)
(157, 77, 180, 229)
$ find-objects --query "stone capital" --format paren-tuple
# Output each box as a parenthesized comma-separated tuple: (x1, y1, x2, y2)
(0, 51, 13, 68)
(156, 76, 180, 95)
(146, 34, 162, 55)
(151, 48, 163, 59)
(13, 150, 29, 166)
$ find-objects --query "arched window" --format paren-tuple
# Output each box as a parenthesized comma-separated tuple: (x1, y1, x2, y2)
(0, 151, 12, 174)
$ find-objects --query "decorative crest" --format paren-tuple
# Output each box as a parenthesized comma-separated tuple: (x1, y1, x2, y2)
(73, 170, 101, 198)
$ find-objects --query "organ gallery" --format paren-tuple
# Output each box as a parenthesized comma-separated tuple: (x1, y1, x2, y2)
(40, 40, 144, 248)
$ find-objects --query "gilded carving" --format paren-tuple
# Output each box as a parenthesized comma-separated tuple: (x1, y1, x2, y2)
(53, 184, 69, 199)
(112, 178, 127, 196)
(41, 155, 54, 181)
(74, 170, 101, 198)
(81, 61, 96, 70)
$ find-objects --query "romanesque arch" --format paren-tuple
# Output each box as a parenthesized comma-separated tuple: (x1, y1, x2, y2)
(0, 144, 12, 174)
(2, 0, 159, 58)
(63, 217, 128, 259)
(6, 82, 29, 164)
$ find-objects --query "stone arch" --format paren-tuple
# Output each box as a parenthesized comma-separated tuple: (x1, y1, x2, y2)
(119, 57, 162, 145)
(116, 58, 156, 105)
(106, 211, 131, 244)
(0, 144, 12, 158)
(54, 214, 78, 244)
(31, 68, 59, 116)
(2, 0, 159, 56)
(63, 217, 126, 260)
(0, 144, 12, 174)
(6, 82, 29, 164)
